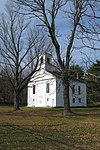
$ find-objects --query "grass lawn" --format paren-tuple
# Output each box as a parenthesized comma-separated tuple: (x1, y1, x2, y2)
(0, 106, 100, 150)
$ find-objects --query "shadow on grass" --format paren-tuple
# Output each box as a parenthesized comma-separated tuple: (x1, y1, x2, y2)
(0, 123, 73, 150)
(0, 106, 100, 118)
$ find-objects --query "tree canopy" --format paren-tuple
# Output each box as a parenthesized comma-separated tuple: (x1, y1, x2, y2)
(69, 64, 84, 79)
(86, 60, 100, 103)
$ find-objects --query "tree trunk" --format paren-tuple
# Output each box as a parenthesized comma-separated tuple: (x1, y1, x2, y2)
(14, 90, 20, 110)
(62, 75, 72, 115)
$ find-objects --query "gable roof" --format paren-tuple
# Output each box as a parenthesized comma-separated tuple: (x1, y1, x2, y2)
(47, 70, 85, 84)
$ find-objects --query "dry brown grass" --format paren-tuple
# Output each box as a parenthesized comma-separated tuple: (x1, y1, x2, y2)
(0, 106, 100, 150)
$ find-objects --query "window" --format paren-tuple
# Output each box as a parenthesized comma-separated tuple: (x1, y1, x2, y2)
(40, 56, 43, 64)
(79, 98, 81, 103)
(73, 98, 75, 103)
(47, 57, 50, 64)
(78, 86, 81, 95)
(47, 98, 49, 101)
(33, 85, 35, 94)
(72, 85, 75, 94)
(46, 83, 50, 93)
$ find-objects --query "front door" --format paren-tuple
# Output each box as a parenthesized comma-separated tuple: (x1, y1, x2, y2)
(37, 83, 45, 106)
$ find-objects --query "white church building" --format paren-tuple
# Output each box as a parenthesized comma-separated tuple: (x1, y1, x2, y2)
(27, 53, 87, 107)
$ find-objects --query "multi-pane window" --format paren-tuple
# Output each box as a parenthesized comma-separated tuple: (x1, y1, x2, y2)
(33, 85, 35, 94)
(78, 86, 81, 95)
(46, 83, 50, 93)
(72, 85, 75, 94)
(79, 98, 81, 103)
(47, 57, 50, 64)
(47, 98, 49, 101)
(41, 56, 43, 64)
(73, 98, 75, 103)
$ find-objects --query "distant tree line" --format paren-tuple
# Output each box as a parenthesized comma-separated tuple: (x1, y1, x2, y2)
(0, 68, 27, 105)
(86, 60, 100, 104)
(0, 61, 100, 105)
(0, 78, 27, 105)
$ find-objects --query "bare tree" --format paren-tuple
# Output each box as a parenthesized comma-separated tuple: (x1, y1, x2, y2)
(0, 2, 51, 110)
(15, 0, 100, 115)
